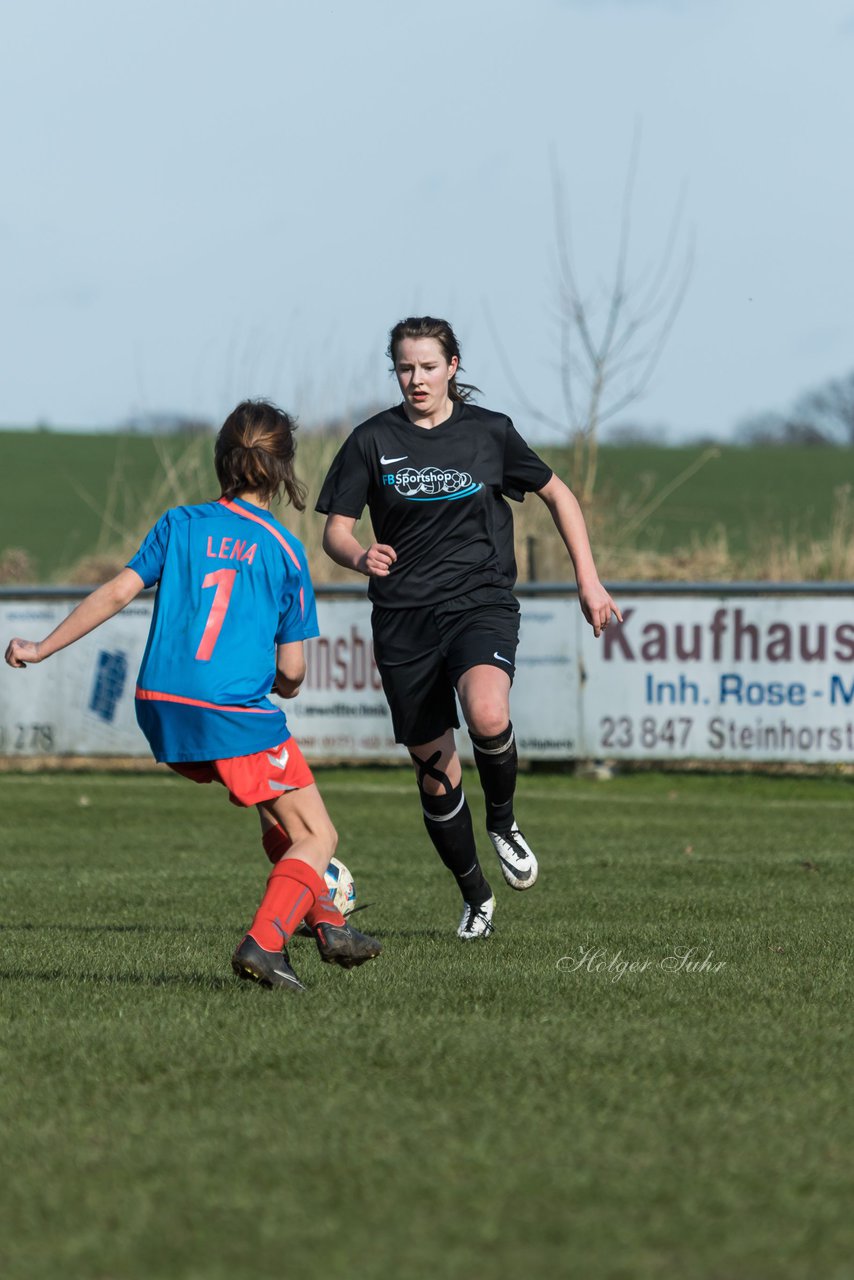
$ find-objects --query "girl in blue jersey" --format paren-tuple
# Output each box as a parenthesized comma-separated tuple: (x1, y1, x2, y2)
(5, 400, 381, 992)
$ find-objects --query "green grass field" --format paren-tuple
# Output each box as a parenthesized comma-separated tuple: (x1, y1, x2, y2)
(1, 768, 852, 1279)
(2, 429, 852, 581)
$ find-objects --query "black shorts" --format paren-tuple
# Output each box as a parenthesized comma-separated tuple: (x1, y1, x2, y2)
(371, 586, 520, 747)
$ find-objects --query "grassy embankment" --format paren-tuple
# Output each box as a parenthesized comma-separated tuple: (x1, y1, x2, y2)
(1, 429, 852, 583)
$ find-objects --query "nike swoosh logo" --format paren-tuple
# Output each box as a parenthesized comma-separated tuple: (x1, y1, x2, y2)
(497, 853, 532, 881)
(380, 454, 408, 464)
(493, 652, 513, 664)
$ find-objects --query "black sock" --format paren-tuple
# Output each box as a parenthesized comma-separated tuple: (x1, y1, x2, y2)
(420, 784, 491, 905)
(470, 722, 517, 834)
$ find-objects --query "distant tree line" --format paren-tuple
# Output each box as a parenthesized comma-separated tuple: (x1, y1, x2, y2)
(737, 370, 854, 447)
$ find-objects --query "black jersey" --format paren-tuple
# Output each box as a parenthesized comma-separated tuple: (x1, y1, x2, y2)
(315, 401, 553, 608)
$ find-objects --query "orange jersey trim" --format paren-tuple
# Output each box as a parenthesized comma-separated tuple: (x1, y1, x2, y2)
(218, 498, 302, 571)
(135, 686, 280, 714)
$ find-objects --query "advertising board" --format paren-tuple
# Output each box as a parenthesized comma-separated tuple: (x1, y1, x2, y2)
(1, 588, 851, 763)
(579, 594, 854, 763)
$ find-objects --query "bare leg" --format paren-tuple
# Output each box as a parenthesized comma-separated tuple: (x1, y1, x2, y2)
(408, 728, 461, 793)
(259, 784, 337, 877)
(456, 664, 511, 738)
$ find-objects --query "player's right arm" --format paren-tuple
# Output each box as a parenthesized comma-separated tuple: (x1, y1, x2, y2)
(5, 568, 145, 668)
(274, 640, 306, 699)
(322, 514, 397, 578)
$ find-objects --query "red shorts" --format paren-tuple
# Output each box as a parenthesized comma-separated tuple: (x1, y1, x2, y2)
(169, 738, 315, 808)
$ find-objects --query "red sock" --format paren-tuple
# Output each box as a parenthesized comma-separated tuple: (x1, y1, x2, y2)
(247, 858, 326, 951)
(262, 825, 346, 930)
(306, 885, 347, 929)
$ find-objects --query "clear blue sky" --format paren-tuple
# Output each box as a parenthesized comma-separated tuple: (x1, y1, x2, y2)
(2, 0, 852, 440)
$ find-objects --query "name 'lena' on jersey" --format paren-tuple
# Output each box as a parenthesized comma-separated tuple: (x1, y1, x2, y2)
(205, 536, 258, 564)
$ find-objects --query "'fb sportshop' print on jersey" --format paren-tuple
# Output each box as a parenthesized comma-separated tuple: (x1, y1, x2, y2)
(386, 465, 482, 502)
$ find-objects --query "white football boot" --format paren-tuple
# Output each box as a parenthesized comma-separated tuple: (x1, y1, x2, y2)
(487, 824, 539, 889)
(457, 895, 496, 941)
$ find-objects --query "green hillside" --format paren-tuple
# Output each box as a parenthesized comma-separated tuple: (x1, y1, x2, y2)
(1, 430, 852, 583)
(0, 431, 218, 581)
(564, 445, 852, 556)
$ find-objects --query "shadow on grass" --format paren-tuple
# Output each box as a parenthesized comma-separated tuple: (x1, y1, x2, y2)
(366, 927, 447, 941)
(0, 966, 236, 990)
(0, 922, 238, 934)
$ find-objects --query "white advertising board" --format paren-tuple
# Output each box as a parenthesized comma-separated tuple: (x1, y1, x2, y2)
(1, 590, 852, 763)
(296, 599, 405, 762)
(0, 594, 579, 762)
(0, 600, 153, 756)
(578, 594, 854, 763)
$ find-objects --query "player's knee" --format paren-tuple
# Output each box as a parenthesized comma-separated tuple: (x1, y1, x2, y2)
(467, 702, 508, 739)
(409, 744, 459, 797)
(416, 771, 447, 798)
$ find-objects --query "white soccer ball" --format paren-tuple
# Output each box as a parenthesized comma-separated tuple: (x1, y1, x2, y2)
(324, 856, 356, 916)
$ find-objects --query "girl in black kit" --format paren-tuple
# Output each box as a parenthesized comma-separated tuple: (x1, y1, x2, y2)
(317, 317, 621, 940)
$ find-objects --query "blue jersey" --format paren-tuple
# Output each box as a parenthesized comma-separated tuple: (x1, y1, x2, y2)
(127, 497, 319, 763)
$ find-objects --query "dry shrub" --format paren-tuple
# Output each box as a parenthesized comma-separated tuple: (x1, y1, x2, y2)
(513, 476, 853, 585)
(58, 430, 357, 586)
(266, 430, 367, 585)
(512, 514, 736, 584)
(599, 527, 735, 583)
(54, 436, 854, 588)
(65, 555, 130, 586)
(0, 548, 37, 584)
(57, 435, 217, 582)
(758, 485, 854, 581)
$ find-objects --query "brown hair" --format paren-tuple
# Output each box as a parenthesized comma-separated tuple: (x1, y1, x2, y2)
(387, 316, 481, 403)
(214, 399, 307, 510)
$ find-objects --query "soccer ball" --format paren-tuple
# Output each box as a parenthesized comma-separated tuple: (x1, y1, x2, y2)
(324, 856, 356, 916)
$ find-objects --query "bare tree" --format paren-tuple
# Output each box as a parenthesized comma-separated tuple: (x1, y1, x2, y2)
(736, 370, 854, 447)
(736, 411, 832, 448)
(791, 372, 854, 445)
(493, 128, 694, 505)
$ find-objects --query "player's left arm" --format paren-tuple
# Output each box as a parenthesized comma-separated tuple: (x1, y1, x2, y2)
(535, 474, 622, 639)
(274, 640, 306, 699)
(5, 568, 146, 668)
